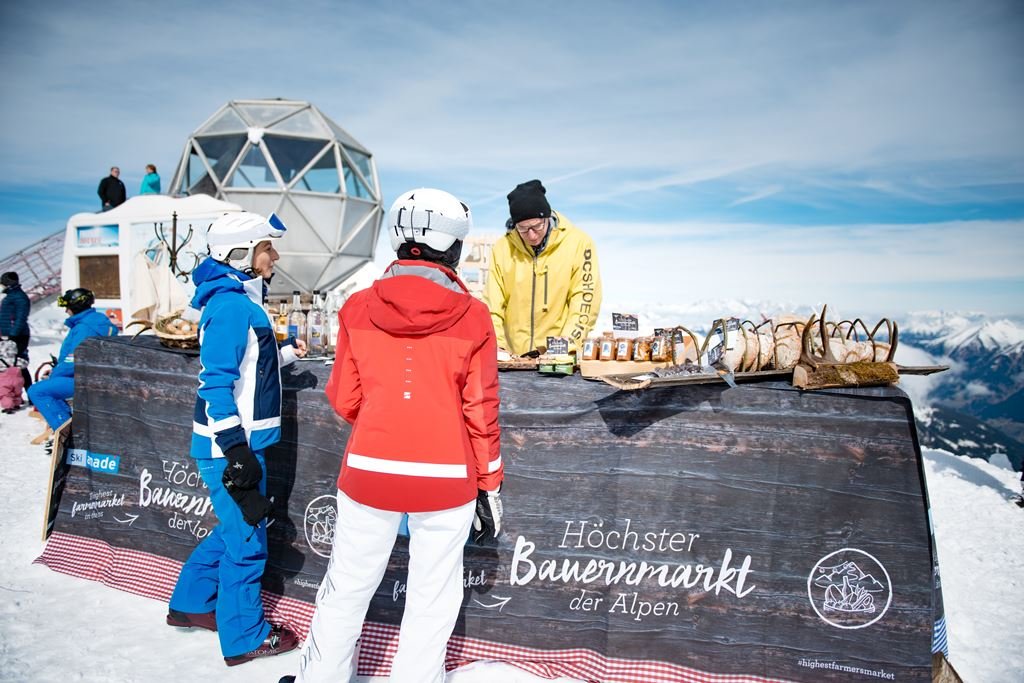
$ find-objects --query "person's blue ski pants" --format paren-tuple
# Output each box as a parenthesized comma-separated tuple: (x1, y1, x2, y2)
(168, 452, 271, 657)
(27, 376, 73, 430)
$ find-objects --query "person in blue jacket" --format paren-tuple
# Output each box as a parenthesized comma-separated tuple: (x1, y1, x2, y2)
(27, 288, 117, 437)
(0, 271, 32, 390)
(140, 164, 161, 194)
(166, 211, 306, 667)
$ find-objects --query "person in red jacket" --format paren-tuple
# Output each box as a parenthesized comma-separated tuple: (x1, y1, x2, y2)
(286, 188, 503, 683)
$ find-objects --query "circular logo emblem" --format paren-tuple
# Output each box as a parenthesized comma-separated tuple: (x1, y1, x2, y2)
(303, 494, 338, 558)
(807, 548, 892, 630)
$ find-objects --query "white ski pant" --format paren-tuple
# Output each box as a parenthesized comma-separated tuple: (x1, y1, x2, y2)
(296, 490, 476, 683)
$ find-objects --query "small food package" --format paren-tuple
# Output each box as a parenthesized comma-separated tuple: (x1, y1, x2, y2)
(632, 336, 652, 361)
(598, 332, 616, 361)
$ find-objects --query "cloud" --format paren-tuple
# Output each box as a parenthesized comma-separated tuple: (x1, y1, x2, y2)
(731, 185, 784, 206)
(584, 218, 1024, 314)
(0, 2, 1022, 315)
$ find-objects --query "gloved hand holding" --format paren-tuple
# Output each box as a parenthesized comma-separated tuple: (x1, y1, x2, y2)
(223, 443, 263, 490)
(223, 481, 273, 527)
(472, 487, 503, 543)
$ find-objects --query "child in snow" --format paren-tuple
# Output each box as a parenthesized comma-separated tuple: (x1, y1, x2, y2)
(0, 365, 25, 413)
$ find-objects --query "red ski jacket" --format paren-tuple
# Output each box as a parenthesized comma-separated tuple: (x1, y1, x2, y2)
(326, 260, 502, 512)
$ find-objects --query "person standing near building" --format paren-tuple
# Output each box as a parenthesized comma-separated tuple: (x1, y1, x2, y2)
(140, 164, 161, 194)
(0, 271, 32, 391)
(166, 211, 306, 666)
(97, 166, 126, 210)
(485, 179, 602, 356)
(284, 189, 503, 683)
(26, 288, 118, 442)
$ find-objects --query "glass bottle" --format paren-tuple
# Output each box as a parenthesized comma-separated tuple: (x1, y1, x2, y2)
(274, 299, 289, 342)
(323, 291, 336, 354)
(288, 291, 307, 342)
(306, 289, 326, 356)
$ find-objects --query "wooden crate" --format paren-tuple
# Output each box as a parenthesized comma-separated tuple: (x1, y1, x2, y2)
(578, 359, 671, 378)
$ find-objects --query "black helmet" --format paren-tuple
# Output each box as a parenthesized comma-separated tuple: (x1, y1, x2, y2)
(58, 288, 95, 314)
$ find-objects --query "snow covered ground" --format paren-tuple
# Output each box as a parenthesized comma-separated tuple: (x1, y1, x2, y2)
(1, 320, 1022, 682)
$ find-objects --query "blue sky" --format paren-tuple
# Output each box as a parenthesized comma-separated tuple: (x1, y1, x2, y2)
(1, 1, 1022, 315)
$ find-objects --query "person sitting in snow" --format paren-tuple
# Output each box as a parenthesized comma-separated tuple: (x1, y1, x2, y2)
(0, 271, 32, 392)
(0, 366, 25, 414)
(166, 211, 306, 666)
(26, 288, 118, 444)
(282, 189, 503, 683)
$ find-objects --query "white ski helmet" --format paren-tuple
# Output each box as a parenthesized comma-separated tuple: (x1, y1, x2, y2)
(206, 211, 287, 273)
(389, 189, 471, 266)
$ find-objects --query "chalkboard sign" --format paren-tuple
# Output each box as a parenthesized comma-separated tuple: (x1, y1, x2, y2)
(546, 336, 570, 355)
(611, 312, 638, 332)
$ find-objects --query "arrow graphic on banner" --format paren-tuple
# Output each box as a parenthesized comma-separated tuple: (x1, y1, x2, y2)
(473, 596, 512, 611)
(113, 513, 139, 526)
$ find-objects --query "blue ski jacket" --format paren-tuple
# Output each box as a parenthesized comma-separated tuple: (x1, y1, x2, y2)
(51, 308, 119, 379)
(188, 258, 298, 459)
(0, 284, 30, 336)
(140, 172, 161, 195)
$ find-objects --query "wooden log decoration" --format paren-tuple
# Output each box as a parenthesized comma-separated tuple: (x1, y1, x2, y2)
(793, 361, 900, 390)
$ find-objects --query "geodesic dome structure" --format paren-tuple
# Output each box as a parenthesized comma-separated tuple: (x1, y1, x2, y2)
(169, 99, 383, 294)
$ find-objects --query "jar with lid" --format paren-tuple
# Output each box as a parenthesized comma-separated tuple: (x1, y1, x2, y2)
(581, 337, 600, 361)
(650, 335, 671, 362)
(632, 336, 652, 361)
(615, 337, 634, 361)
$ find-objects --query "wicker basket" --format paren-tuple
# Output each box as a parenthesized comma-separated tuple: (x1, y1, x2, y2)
(153, 311, 199, 350)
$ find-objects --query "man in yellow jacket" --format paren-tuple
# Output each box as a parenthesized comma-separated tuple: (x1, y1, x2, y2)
(485, 179, 602, 355)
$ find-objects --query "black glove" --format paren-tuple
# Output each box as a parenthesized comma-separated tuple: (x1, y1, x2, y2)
(224, 482, 273, 527)
(472, 488, 503, 543)
(223, 444, 263, 490)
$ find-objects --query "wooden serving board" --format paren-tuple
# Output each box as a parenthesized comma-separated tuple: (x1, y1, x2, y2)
(497, 357, 541, 371)
(578, 359, 672, 378)
(592, 364, 948, 392)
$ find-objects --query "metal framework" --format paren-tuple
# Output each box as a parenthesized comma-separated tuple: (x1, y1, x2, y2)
(0, 229, 65, 302)
(169, 99, 383, 294)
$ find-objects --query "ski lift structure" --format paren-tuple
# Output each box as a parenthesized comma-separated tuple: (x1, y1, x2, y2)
(169, 99, 383, 295)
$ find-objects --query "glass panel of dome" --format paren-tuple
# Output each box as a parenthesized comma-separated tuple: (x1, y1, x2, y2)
(227, 144, 280, 188)
(341, 198, 377, 240)
(295, 148, 340, 194)
(342, 161, 371, 199)
(186, 149, 208, 187)
(195, 135, 246, 182)
(263, 136, 328, 185)
(199, 107, 248, 136)
(292, 195, 342, 248)
(186, 147, 218, 196)
(237, 102, 303, 127)
(221, 191, 283, 220)
(324, 118, 364, 151)
(271, 108, 331, 138)
(344, 146, 376, 192)
(340, 219, 378, 258)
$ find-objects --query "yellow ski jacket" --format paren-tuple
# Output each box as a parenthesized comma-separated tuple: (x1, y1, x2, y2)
(485, 212, 602, 355)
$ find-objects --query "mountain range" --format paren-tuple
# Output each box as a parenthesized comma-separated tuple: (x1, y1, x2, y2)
(899, 311, 1024, 470)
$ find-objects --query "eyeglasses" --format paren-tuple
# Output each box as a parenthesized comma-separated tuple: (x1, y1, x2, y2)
(515, 219, 548, 235)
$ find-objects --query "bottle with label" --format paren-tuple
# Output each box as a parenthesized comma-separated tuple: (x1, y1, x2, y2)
(323, 291, 337, 354)
(306, 289, 325, 356)
(288, 291, 306, 342)
(274, 300, 289, 342)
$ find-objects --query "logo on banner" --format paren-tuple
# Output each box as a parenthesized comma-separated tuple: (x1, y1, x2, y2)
(808, 548, 892, 629)
(68, 448, 120, 474)
(304, 495, 337, 558)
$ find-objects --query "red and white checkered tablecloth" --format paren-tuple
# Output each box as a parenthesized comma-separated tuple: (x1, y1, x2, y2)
(35, 532, 793, 683)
